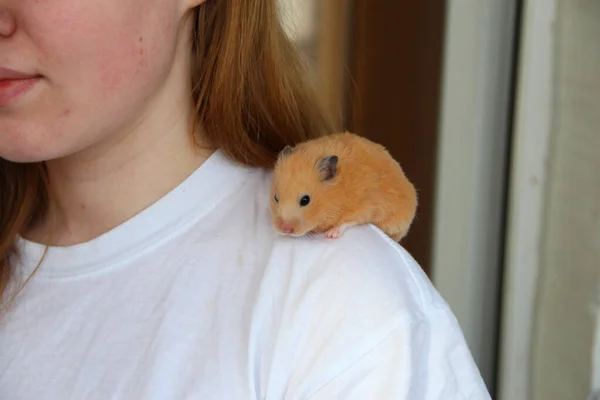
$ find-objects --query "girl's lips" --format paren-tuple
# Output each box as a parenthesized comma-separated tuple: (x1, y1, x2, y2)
(0, 77, 40, 106)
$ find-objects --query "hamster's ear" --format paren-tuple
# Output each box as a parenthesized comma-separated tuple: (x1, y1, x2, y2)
(278, 145, 294, 160)
(317, 155, 338, 181)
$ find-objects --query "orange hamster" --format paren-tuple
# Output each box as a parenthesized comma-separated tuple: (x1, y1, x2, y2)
(269, 131, 417, 242)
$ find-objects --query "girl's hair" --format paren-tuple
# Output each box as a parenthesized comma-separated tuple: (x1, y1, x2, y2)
(192, 1, 333, 166)
(0, 0, 333, 307)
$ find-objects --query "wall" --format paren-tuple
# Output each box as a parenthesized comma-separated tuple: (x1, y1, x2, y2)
(593, 308, 600, 398)
(278, 0, 317, 44)
(431, 1, 518, 391)
(349, 0, 446, 274)
(530, 1, 600, 399)
(497, 0, 556, 398)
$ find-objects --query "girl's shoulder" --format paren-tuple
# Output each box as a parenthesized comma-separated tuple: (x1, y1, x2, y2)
(248, 221, 489, 398)
(266, 222, 448, 325)
(229, 157, 442, 317)
(218, 152, 453, 327)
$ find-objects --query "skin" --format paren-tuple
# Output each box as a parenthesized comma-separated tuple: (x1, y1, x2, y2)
(0, 0, 210, 245)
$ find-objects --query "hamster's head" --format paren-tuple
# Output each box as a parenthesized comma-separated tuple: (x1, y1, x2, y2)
(270, 145, 339, 237)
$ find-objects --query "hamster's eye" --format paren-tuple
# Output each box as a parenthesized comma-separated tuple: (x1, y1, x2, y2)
(274, 195, 279, 203)
(299, 195, 310, 207)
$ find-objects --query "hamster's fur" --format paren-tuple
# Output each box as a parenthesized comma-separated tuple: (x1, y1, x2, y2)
(270, 131, 417, 242)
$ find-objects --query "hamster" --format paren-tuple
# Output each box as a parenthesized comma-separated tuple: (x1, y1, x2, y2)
(269, 131, 417, 242)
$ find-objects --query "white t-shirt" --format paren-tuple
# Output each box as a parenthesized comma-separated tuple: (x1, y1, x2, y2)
(0, 149, 491, 400)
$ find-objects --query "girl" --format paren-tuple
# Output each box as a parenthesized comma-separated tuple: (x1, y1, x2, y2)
(0, 1, 490, 398)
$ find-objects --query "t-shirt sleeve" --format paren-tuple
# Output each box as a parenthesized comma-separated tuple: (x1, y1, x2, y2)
(303, 308, 491, 400)
(263, 226, 491, 400)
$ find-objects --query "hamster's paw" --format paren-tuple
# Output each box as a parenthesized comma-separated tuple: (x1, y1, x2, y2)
(324, 227, 343, 239)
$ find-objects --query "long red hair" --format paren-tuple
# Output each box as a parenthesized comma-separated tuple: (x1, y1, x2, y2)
(0, 0, 333, 307)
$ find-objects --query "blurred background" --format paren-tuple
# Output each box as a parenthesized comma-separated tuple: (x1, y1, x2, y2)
(278, 1, 600, 399)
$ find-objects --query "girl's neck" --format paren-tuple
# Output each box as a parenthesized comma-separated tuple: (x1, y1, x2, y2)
(25, 112, 213, 247)
(22, 19, 214, 247)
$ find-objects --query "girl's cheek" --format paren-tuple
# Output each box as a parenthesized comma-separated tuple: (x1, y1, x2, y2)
(25, 2, 149, 93)
(84, 31, 146, 96)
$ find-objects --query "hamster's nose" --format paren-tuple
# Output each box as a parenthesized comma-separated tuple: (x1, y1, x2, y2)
(276, 217, 296, 234)
(281, 224, 295, 234)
